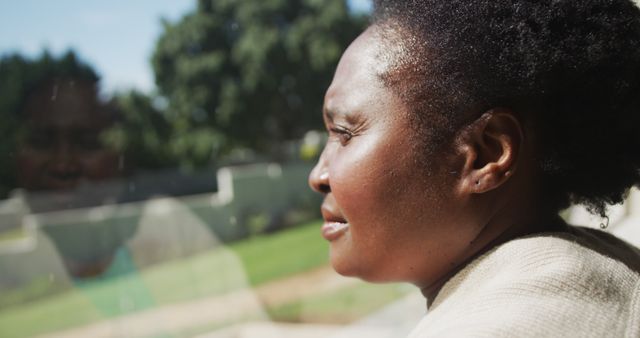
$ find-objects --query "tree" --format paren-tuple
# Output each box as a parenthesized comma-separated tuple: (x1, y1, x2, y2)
(152, 0, 366, 166)
(105, 90, 176, 170)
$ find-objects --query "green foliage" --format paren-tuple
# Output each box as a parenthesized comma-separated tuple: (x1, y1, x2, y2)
(0, 1, 368, 187)
(104, 90, 177, 170)
(153, 0, 367, 165)
(0, 51, 99, 117)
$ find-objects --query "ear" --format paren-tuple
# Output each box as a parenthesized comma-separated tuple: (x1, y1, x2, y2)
(456, 108, 523, 195)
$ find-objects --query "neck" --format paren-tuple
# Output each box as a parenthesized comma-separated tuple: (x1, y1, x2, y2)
(420, 199, 565, 307)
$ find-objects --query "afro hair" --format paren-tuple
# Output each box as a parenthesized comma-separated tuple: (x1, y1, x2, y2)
(372, 0, 640, 216)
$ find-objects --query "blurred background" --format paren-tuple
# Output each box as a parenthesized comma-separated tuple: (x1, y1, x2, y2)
(2, 1, 640, 337)
(0, 1, 424, 337)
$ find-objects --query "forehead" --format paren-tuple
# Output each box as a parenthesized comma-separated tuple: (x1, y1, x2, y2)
(336, 27, 393, 79)
(324, 27, 401, 117)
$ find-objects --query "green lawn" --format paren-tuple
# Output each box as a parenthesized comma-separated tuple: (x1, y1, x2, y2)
(268, 282, 414, 324)
(232, 221, 329, 286)
(0, 220, 329, 338)
(0, 227, 28, 242)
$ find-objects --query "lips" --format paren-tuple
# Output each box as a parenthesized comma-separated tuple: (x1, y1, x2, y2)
(321, 204, 349, 241)
(322, 222, 350, 241)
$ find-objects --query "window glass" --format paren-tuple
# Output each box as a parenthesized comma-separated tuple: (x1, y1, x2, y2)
(0, 1, 424, 337)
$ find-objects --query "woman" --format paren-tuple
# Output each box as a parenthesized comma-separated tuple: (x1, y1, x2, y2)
(309, 0, 640, 336)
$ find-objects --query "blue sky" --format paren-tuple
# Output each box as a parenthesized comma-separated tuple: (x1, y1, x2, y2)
(0, 0, 372, 93)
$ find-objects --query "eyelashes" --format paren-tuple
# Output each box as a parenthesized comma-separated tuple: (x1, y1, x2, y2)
(329, 126, 354, 146)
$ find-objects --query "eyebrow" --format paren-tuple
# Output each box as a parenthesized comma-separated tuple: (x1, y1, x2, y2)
(323, 107, 358, 124)
(323, 107, 337, 122)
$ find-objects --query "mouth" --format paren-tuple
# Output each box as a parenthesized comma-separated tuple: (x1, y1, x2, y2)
(321, 222, 349, 241)
(321, 205, 349, 241)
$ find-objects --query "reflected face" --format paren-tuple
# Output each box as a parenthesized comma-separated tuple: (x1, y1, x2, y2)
(16, 80, 121, 194)
(309, 28, 478, 286)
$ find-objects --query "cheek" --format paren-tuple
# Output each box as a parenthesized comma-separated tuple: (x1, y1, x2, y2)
(329, 143, 470, 282)
(330, 143, 398, 218)
(329, 143, 414, 256)
(331, 139, 418, 224)
(80, 151, 121, 179)
(16, 150, 46, 188)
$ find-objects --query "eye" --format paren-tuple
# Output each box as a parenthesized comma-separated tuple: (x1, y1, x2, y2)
(75, 133, 104, 152)
(24, 130, 54, 150)
(329, 126, 353, 146)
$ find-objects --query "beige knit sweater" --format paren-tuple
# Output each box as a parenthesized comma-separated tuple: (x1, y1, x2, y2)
(408, 227, 640, 337)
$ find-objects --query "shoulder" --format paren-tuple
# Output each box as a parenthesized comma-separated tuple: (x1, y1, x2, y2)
(409, 229, 640, 338)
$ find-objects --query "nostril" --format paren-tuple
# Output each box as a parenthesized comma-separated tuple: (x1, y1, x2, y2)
(309, 177, 331, 194)
(318, 183, 331, 194)
(309, 166, 331, 194)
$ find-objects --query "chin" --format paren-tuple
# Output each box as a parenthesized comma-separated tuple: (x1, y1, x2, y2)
(329, 253, 388, 283)
(329, 251, 359, 277)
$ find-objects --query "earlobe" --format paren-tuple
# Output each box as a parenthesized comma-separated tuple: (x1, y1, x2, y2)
(456, 109, 523, 195)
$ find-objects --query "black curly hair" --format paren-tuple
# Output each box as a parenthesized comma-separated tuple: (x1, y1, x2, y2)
(371, 0, 640, 217)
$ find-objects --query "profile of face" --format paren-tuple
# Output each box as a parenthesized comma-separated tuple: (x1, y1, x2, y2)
(308, 27, 494, 289)
(15, 79, 122, 211)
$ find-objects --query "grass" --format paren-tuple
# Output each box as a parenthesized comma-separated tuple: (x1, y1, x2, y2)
(0, 292, 103, 338)
(231, 221, 329, 286)
(0, 220, 328, 338)
(0, 227, 28, 242)
(267, 282, 414, 324)
(0, 276, 68, 309)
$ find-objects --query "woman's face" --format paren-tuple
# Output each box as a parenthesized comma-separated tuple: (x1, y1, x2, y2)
(16, 80, 122, 211)
(309, 28, 481, 287)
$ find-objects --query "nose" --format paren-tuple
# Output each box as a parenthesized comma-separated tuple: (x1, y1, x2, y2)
(309, 154, 330, 194)
(49, 141, 81, 179)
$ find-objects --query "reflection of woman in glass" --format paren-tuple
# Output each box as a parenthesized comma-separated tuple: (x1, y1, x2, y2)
(14, 73, 136, 280)
(1, 55, 245, 333)
(309, 1, 640, 336)
(17, 77, 123, 213)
